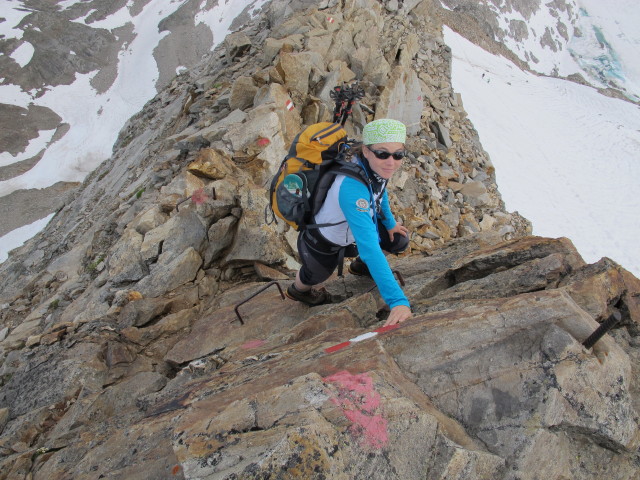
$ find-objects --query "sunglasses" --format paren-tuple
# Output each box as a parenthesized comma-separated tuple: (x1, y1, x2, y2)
(367, 147, 406, 161)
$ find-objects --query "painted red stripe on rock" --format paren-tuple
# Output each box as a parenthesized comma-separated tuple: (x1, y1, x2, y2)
(241, 339, 266, 349)
(373, 324, 401, 334)
(324, 341, 351, 354)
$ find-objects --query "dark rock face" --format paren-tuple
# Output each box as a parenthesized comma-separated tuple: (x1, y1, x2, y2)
(0, 182, 79, 237)
(0, 104, 62, 158)
(2, 10, 117, 92)
(0, 1, 638, 479)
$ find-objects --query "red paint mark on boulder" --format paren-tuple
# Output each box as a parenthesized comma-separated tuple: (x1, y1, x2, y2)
(323, 370, 388, 449)
(256, 137, 270, 147)
(172, 464, 181, 475)
(191, 188, 208, 205)
(324, 341, 350, 354)
(373, 324, 401, 334)
(241, 339, 266, 349)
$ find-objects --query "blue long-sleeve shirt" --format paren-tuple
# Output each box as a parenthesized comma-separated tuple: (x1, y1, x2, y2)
(314, 175, 409, 309)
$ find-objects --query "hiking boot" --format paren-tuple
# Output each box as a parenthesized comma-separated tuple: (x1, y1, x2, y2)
(286, 284, 332, 306)
(348, 257, 371, 278)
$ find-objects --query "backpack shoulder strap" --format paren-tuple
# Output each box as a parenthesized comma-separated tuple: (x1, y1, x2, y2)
(310, 160, 369, 215)
(332, 160, 370, 184)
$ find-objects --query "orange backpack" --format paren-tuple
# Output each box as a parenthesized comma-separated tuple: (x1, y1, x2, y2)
(266, 83, 368, 231)
(266, 122, 352, 230)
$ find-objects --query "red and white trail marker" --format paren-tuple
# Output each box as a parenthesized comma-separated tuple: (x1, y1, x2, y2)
(285, 99, 294, 111)
(327, 16, 335, 24)
(324, 324, 401, 354)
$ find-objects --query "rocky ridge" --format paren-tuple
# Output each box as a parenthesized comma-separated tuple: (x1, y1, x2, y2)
(0, 0, 263, 237)
(0, 0, 638, 479)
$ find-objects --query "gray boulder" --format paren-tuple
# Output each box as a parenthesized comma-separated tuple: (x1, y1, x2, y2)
(376, 67, 424, 135)
(143, 210, 207, 266)
(225, 32, 252, 60)
(108, 228, 149, 284)
(136, 248, 202, 298)
(204, 216, 238, 268)
(229, 76, 258, 111)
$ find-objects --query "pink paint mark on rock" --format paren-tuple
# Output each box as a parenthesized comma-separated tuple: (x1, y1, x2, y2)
(240, 339, 266, 350)
(191, 188, 208, 205)
(256, 137, 270, 147)
(323, 370, 388, 449)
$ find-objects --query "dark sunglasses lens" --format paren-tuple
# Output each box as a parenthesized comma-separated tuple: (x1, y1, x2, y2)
(372, 149, 391, 159)
(369, 148, 406, 160)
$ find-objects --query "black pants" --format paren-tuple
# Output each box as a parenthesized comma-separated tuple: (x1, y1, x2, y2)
(298, 220, 409, 286)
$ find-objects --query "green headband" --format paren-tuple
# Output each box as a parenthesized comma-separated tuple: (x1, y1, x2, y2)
(362, 119, 406, 145)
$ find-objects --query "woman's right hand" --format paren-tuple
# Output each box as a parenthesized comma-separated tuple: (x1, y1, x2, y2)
(384, 305, 412, 326)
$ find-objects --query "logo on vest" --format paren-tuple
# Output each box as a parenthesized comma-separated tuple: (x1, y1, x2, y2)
(355, 198, 370, 212)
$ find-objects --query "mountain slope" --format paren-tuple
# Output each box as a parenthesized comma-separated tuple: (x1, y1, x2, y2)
(0, 1, 638, 479)
(440, 0, 640, 100)
(0, 0, 267, 257)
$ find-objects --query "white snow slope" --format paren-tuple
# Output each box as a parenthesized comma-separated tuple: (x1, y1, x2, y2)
(444, 0, 640, 277)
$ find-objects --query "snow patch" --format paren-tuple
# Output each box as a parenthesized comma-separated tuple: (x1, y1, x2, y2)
(0, 84, 32, 109)
(0, 214, 55, 264)
(10, 41, 35, 68)
(0, 2, 30, 41)
(195, 0, 269, 47)
(445, 26, 640, 277)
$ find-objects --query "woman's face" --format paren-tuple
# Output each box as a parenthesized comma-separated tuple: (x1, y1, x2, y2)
(362, 142, 406, 179)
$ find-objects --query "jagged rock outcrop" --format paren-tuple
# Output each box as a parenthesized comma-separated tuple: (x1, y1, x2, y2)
(1, 232, 639, 479)
(0, 1, 638, 479)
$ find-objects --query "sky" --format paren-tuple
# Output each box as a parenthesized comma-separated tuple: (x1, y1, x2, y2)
(1, 0, 639, 278)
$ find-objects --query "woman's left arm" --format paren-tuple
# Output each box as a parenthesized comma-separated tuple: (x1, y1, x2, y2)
(380, 191, 409, 241)
(379, 190, 396, 230)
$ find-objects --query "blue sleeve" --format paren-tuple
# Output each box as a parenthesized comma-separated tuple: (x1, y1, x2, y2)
(338, 177, 410, 309)
(380, 190, 396, 230)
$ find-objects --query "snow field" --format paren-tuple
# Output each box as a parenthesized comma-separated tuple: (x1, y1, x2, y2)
(445, 27, 640, 276)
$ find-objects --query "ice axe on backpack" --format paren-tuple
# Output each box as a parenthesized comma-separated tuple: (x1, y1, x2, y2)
(330, 82, 365, 126)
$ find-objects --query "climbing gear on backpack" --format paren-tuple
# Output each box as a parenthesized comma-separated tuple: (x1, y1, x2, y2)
(330, 83, 365, 126)
(285, 284, 333, 306)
